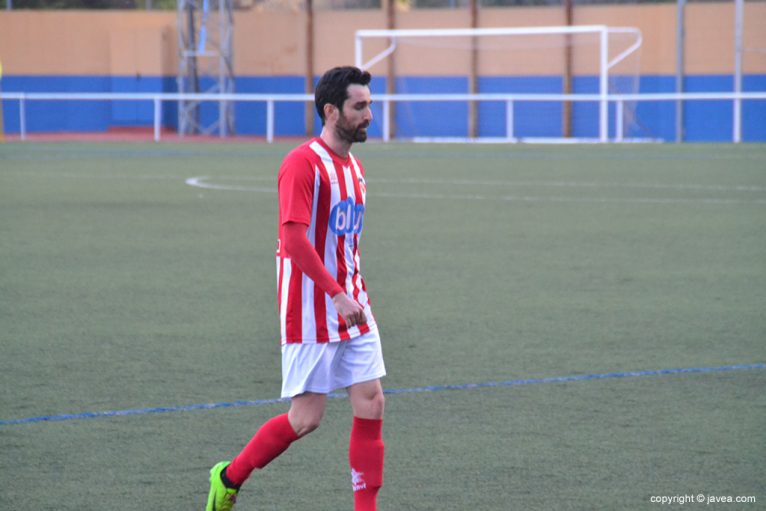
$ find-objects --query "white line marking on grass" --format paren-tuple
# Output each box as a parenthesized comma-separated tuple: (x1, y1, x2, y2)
(8, 171, 764, 198)
(185, 176, 766, 205)
(185, 176, 276, 193)
(184, 175, 766, 193)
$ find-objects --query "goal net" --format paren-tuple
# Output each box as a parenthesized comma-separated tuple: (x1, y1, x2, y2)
(355, 26, 644, 143)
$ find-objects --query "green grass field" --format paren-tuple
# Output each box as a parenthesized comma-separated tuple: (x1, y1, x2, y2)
(1, 142, 764, 510)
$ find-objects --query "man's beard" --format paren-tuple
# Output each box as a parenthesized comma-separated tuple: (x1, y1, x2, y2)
(335, 113, 369, 143)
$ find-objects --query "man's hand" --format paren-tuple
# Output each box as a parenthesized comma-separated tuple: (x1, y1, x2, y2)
(332, 293, 367, 327)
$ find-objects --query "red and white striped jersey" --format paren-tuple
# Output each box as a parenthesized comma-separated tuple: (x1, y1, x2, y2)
(276, 137, 375, 344)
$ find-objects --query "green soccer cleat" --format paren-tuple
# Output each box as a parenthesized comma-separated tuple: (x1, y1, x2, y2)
(206, 462, 239, 511)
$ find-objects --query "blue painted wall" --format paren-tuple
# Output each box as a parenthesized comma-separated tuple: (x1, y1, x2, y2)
(1, 74, 764, 142)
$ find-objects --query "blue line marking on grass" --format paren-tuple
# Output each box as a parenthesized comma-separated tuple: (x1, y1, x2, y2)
(2, 363, 764, 427)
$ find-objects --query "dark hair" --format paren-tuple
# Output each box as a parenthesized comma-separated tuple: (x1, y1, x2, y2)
(314, 66, 372, 125)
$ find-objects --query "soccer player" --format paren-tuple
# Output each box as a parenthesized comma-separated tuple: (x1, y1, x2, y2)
(206, 66, 386, 511)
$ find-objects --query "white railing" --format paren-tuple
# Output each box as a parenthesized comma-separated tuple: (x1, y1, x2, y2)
(1, 91, 765, 143)
(0, 92, 312, 143)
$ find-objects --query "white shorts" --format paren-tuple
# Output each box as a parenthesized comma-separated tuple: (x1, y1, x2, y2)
(281, 327, 386, 399)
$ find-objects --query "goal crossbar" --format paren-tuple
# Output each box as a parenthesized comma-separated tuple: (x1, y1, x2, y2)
(355, 25, 641, 71)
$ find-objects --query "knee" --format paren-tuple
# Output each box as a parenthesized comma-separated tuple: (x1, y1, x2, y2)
(371, 392, 385, 418)
(288, 410, 323, 437)
(361, 391, 385, 420)
(293, 418, 321, 437)
(288, 392, 327, 437)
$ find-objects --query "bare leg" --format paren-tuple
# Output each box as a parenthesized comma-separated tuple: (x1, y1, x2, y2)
(347, 379, 385, 419)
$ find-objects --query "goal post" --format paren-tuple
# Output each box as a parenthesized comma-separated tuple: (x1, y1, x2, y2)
(354, 25, 643, 143)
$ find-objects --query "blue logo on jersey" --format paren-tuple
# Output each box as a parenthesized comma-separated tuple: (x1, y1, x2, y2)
(329, 198, 364, 236)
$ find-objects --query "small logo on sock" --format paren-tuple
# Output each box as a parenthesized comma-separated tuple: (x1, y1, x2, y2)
(351, 468, 367, 492)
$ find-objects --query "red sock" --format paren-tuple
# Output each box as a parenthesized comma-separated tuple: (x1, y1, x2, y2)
(225, 413, 299, 486)
(349, 417, 385, 511)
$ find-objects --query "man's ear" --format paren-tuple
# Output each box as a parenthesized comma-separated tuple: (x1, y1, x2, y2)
(323, 103, 337, 123)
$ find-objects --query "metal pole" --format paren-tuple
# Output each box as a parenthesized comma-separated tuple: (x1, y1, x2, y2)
(469, 0, 478, 139)
(505, 100, 514, 142)
(383, 99, 390, 143)
(19, 96, 26, 141)
(355, 34, 362, 69)
(599, 28, 608, 143)
(218, 0, 224, 137)
(306, 0, 315, 137)
(154, 97, 162, 142)
(386, 0, 396, 141)
(616, 99, 624, 142)
(226, 0, 235, 136)
(266, 100, 275, 143)
(675, 0, 685, 143)
(563, 0, 573, 139)
(185, 0, 200, 135)
(733, 0, 743, 143)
